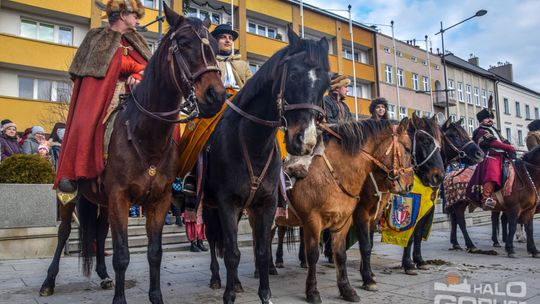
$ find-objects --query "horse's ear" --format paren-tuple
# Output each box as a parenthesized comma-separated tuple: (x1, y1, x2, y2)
(457, 118, 464, 126)
(202, 17, 211, 29)
(319, 37, 329, 54)
(288, 24, 301, 48)
(443, 117, 452, 129)
(397, 117, 410, 134)
(164, 2, 183, 27)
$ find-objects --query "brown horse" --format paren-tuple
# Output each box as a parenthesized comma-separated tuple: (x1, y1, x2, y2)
(448, 145, 540, 258)
(275, 119, 414, 303)
(54, 7, 226, 304)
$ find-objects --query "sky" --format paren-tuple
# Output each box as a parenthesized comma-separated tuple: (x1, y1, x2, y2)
(302, 0, 540, 92)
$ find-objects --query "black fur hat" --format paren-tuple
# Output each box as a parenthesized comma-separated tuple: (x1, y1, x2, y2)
(528, 119, 540, 132)
(369, 97, 389, 120)
(476, 95, 495, 122)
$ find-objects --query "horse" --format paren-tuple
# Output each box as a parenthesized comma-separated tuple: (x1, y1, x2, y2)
(202, 26, 331, 304)
(447, 145, 540, 258)
(42, 6, 227, 304)
(273, 118, 414, 303)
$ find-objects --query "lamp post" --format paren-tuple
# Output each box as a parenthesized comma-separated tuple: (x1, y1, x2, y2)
(435, 9, 487, 118)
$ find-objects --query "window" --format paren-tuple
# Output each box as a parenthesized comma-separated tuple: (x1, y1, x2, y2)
(434, 64, 439, 70)
(448, 79, 455, 98)
(342, 48, 365, 63)
(457, 82, 464, 102)
(506, 128, 512, 144)
(412, 73, 419, 91)
(481, 89, 487, 107)
(186, 4, 220, 24)
(384, 65, 393, 84)
(535, 107, 539, 119)
(346, 83, 371, 99)
(396, 50, 403, 57)
(474, 87, 480, 106)
(515, 101, 521, 117)
(247, 21, 277, 39)
(415, 110, 422, 117)
(17, 76, 72, 102)
(526, 105, 531, 120)
(468, 118, 474, 134)
(489, 91, 494, 108)
(518, 130, 524, 146)
(422, 76, 429, 92)
(397, 69, 404, 87)
(422, 59, 428, 66)
(450, 114, 457, 122)
(249, 63, 260, 75)
(388, 104, 396, 119)
(399, 106, 407, 119)
(465, 85, 472, 104)
(503, 98, 510, 114)
(144, 0, 170, 8)
(20, 19, 72, 45)
(411, 56, 417, 62)
(384, 46, 390, 53)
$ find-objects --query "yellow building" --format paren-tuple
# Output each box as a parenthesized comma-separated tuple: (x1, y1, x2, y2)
(0, 0, 377, 131)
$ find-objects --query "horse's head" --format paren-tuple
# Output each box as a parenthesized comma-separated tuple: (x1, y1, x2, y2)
(409, 113, 445, 187)
(279, 26, 330, 156)
(370, 119, 414, 195)
(441, 117, 484, 165)
(163, 4, 226, 118)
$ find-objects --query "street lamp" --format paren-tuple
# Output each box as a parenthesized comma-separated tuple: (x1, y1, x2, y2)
(436, 9, 487, 118)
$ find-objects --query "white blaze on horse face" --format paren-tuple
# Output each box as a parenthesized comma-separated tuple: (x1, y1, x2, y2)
(308, 69, 318, 88)
(302, 119, 317, 154)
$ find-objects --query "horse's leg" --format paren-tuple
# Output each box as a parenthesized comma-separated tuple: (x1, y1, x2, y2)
(251, 204, 275, 304)
(39, 201, 76, 296)
(491, 211, 501, 247)
(220, 205, 242, 304)
(304, 221, 322, 303)
(368, 223, 376, 279)
(95, 205, 114, 290)
(455, 204, 476, 251)
(332, 225, 360, 302)
(109, 190, 131, 304)
(505, 213, 518, 258)
(204, 207, 222, 289)
(145, 198, 170, 304)
(449, 211, 462, 250)
(501, 213, 508, 243)
(298, 227, 307, 268)
(322, 229, 333, 263)
(268, 225, 278, 275)
(275, 225, 285, 268)
(355, 214, 376, 291)
(525, 218, 540, 258)
(413, 210, 432, 269)
(402, 238, 416, 275)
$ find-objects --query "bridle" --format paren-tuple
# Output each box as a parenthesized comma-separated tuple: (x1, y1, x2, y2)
(442, 127, 476, 163)
(226, 50, 326, 129)
(131, 23, 221, 124)
(411, 129, 441, 169)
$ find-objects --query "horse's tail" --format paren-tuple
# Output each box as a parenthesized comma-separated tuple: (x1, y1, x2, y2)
(203, 207, 224, 258)
(285, 226, 297, 252)
(77, 196, 97, 278)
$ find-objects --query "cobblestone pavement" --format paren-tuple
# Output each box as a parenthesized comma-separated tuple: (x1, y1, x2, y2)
(1, 221, 539, 304)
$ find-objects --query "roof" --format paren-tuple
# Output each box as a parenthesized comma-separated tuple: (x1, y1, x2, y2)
(284, 0, 377, 33)
(492, 74, 540, 97)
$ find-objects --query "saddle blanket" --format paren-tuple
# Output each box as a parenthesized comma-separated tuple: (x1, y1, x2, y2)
(443, 166, 476, 211)
(381, 174, 438, 247)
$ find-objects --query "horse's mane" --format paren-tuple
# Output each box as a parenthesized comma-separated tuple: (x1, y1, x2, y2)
(413, 116, 443, 142)
(522, 145, 540, 163)
(448, 121, 470, 139)
(328, 119, 395, 155)
(234, 38, 330, 106)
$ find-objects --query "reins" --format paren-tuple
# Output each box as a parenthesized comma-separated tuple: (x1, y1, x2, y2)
(412, 129, 440, 169)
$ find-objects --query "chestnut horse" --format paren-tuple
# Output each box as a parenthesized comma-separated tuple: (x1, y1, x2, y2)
(447, 145, 540, 258)
(274, 119, 414, 303)
(202, 27, 330, 304)
(42, 7, 226, 304)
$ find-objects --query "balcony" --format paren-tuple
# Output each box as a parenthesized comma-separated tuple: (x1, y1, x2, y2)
(433, 93, 457, 107)
(2, 0, 91, 19)
(342, 58, 375, 82)
(0, 34, 77, 72)
(246, 33, 287, 58)
(0, 96, 65, 131)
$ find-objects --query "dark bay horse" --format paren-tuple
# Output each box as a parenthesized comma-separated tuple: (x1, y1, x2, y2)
(42, 6, 226, 304)
(203, 27, 330, 304)
(276, 119, 414, 303)
(447, 146, 540, 258)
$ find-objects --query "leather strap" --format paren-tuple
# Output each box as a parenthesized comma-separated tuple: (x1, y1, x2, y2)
(321, 153, 359, 200)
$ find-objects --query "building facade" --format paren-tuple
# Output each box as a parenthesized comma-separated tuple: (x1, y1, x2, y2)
(375, 33, 443, 120)
(0, 0, 377, 131)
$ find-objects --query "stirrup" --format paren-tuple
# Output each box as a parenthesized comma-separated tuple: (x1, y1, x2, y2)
(284, 172, 294, 190)
(181, 172, 196, 196)
(57, 189, 78, 205)
(483, 197, 497, 209)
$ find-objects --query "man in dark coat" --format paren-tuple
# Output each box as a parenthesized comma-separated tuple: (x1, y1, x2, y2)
(467, 98, 516, 209)
(324, 74, 352, 123)
(369, 97, 389, 120)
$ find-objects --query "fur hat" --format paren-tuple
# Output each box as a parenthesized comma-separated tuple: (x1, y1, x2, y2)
(95, 0, 145, 19)
(1, 119, 16, 132)
(528, 119, 540, 132)
(329, 74, 351, 91)
(369, 97, 389, 120)
(211, 24, 239, 41)
(476, 96, 495, 122)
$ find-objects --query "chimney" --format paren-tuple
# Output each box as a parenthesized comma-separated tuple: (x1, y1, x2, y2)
(468, 54, 479, 66)
(488, 61, 514, 82)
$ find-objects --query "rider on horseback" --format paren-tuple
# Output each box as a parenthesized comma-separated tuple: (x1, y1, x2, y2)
(469, 97, 516, 209)
(55, 0, 151, 199)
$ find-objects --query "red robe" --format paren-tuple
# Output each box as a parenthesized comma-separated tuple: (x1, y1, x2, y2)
(54, 38, 147, 187)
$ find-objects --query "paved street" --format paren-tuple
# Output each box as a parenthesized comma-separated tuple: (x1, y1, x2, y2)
(1, 221, 539, 304)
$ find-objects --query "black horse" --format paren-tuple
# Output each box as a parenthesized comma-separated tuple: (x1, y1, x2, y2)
(203, 26, 330, 304)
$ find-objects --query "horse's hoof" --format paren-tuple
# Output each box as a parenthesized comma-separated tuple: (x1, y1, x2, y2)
(416, 263, 429, 270)
(405, 269, 418, 276)
(371, 274, 377, 281)
(300, 262, 308, 269)
(39, 286, 54, 297)
(362, 283, 378, 292)
(493, 242, 501, 248)
(234, 282, 244, 293)
(100, 277, 114, 290)
(467, 247, 480, 254)
(306, 291, 322, 304)
(341, 289, 360, 302)
(269, 267, 279, 275)
(450, 245, 463, 251)
(275, 262, 284, 268)
(508, 252, 517, 258)
(209, 280, 221, 289)
(531, 252, 540, 258)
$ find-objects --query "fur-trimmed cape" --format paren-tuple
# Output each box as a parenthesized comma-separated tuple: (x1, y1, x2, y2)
(69, 27, 151, 79)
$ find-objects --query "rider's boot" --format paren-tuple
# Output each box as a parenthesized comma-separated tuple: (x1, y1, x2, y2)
(482, 182, 497, 209)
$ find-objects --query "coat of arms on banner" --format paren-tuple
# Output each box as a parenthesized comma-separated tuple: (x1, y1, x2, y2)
(387, 193, 422, 232)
